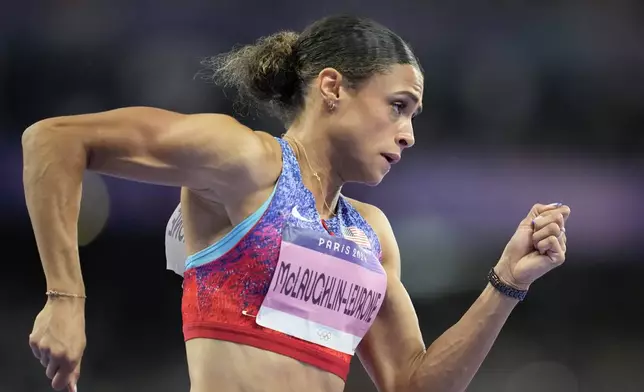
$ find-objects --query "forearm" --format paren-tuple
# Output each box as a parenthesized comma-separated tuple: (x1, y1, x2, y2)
(409, 284, 518, 392)
(22, 122, 87, 294)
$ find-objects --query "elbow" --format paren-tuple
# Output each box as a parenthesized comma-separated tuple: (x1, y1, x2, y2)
(22, 119, 58, 151)
(22, 118, 78, 151)
(22, 118, 88, 168)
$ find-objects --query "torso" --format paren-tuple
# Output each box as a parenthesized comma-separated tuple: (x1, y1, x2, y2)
(185, 340, 345, 392)
(171, 135, 384, 392)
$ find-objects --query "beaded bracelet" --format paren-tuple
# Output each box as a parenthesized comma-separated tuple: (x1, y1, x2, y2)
(46, 290, 87, 299)
(487, 269, 528, 301)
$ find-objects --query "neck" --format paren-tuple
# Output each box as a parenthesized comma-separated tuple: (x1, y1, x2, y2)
(283, 125, 343, 220)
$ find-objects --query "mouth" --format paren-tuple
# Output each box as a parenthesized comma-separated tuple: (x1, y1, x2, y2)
(381, 153, 401, 165)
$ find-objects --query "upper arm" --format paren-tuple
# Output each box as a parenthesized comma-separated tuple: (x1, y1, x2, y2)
(24, 107, 280, 201)
(353, 203, 426, 392)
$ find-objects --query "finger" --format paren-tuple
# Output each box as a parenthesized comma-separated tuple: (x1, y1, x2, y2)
(46, 361, 60, 379)
(532, 205, 570, 226)
(536, 236, 566, 264)
(522, 203, 564, 226)
(558, 205, 571, 223)
(40, 349, 50, 367)
(69, 360, 81, 391)
(532, 213, 565, 233)
(558, 227, 567, 252)
(536, 202, 570, 215)
(52, 369, 74, 391)
(534, 204, 571, 221)
(532, 222, 563, 244)
(521, 203, 556, 224)
(29, 335, 41, 359)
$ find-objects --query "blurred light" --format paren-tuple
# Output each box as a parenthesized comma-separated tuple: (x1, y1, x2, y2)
(78, 172, 110, 247)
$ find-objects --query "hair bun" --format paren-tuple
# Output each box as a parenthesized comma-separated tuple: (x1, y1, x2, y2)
(247, 31, 300, 104)
(201, 31, 300, 123)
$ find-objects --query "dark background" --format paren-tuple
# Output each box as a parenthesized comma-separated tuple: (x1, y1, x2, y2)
(1, 2, 643, 391)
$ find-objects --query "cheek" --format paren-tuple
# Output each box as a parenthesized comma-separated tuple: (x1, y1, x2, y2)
(358, 104, 392, 134)
(336, 101, 391, 145)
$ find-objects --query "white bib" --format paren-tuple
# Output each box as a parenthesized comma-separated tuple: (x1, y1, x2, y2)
(256, 224, 387, 354)
(165, 204, 187, 276)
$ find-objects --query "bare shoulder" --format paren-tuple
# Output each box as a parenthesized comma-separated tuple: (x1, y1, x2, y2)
(174, 114, 283, 200)
(28, 106, 284, 199)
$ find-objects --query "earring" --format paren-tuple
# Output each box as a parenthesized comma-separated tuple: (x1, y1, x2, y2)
(327, 100, 337, 112)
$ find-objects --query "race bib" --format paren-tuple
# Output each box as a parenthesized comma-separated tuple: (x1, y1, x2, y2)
(256, 225, 387, 355)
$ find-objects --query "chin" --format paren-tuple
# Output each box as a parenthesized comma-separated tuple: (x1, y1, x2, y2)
(361, 170, 387, 187)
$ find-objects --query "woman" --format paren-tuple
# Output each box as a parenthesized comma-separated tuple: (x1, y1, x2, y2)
(23, 15, 570, 392)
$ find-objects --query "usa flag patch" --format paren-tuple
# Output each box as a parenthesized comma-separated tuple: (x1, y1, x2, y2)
(341, 226, 372, 250)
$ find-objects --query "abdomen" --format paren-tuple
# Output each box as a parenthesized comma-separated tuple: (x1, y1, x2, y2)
(185, 339, 345, 392)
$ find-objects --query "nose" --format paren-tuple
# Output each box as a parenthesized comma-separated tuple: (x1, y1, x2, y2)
(396, 131, 415, 149)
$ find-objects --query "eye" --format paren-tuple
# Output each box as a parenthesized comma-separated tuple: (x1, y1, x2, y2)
(391, 101, 407, 116)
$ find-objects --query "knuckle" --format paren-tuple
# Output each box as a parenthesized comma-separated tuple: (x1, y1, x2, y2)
(543, 223, 559, 236)
(49, 350, 69, 363)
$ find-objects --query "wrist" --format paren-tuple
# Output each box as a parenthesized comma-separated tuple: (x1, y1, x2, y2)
(46, 289, 86, 298)
(46, 273, 85, 296)
(46, 281, 86, 299)
(488, 268, 529, 301)
(484, 283, 521, 306)
(492, 263, 530, 291)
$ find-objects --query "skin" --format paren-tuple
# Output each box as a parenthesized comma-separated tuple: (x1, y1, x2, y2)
(22, 63, 570, 392)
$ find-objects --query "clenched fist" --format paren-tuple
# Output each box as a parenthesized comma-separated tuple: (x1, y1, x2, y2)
(29, 297, 85, 391)
(495, 203, 571, 291)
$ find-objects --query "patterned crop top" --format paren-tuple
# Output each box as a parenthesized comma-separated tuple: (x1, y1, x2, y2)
(164, 138, 385, 381)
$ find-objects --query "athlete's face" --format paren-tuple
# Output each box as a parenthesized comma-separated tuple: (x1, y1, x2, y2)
(321, 64, 423, 185)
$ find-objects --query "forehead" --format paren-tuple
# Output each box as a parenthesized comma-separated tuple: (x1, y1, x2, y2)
(362, 64, 424, 98)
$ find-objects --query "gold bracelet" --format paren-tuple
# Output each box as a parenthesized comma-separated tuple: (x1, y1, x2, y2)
(45, 290, 87, 299)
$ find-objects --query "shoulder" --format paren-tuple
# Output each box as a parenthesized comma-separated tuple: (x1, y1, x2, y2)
(343, 197, 390, 231)
(178, 113, 280, 163)
(170, 113, 283, 200)
(186, 114, 282, 183)
(343, 197, 401, 273)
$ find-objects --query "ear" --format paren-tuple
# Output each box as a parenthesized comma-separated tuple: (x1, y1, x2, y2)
(317, 68, 344, 102)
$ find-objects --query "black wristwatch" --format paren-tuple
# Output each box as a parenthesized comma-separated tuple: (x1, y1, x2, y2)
(487, 268, 528, 301)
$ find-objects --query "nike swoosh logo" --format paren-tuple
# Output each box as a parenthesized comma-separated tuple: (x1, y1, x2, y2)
(291, 205, 314, 222)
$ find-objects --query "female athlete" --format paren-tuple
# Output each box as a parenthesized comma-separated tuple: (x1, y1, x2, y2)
(23, 15, 570, 392)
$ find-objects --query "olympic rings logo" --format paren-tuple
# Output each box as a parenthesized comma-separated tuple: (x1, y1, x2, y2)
(317, 330, 333, 341)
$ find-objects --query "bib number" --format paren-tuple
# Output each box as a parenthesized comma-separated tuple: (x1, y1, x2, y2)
(256, 225, 387, 354)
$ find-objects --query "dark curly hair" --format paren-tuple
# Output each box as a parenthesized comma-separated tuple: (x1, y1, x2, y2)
(201, 15, 421, 125)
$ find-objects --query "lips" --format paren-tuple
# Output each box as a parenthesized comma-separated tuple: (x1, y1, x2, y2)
(381, 153, 401, 164)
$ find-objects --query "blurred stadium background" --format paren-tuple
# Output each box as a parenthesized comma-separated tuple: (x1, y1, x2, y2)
(1, 1, 643, 391)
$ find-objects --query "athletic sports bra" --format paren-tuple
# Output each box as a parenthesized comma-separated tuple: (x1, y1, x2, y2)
(165, 138, 385, 381)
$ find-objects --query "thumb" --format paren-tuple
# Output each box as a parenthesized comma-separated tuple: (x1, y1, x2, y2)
(521, 202, 562, 226)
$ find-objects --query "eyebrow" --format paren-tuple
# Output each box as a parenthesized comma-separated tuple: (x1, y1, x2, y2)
(395, 91, 423, 116)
